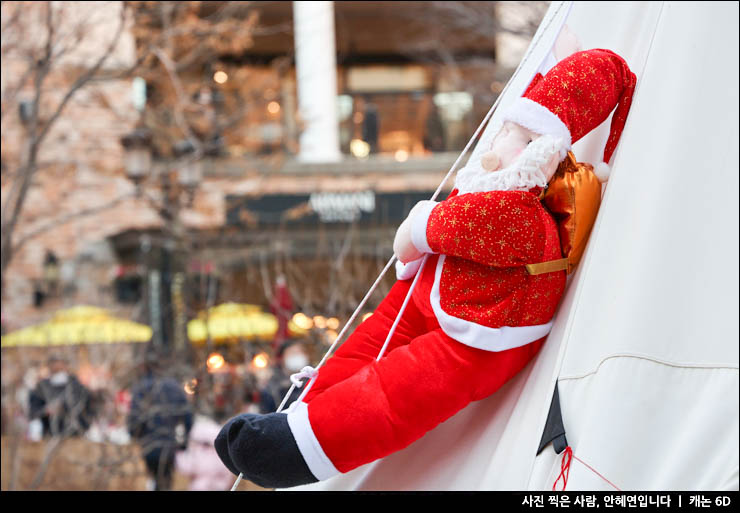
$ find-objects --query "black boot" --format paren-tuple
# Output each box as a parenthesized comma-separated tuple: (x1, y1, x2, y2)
(214, 413, 318, 489)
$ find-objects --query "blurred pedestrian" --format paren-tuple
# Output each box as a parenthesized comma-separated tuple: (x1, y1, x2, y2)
(211, 369, 237, 423)
(269, 275, 294, 354)
(17, 364, 41, 439)
(175, 415, 234, 490)
(127, 355, 193, 491)
(28, 354, 94, 438)
(258, 339, 311, 414)
(362, 101, 379, 154)
(424, 101, 446, 152)
(236, 367, 261, 415)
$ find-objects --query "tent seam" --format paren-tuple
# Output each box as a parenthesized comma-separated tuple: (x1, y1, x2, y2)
(558, 353, 739, 382)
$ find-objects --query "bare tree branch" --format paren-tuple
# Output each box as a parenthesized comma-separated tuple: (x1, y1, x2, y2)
(13, 191, 138, 251)
(35, 6, 127, 146)
(0, 1, 56, 282)
(1, 3, 128, 285)
(29, 436, 65, 490)
(151, 47, 204, 157)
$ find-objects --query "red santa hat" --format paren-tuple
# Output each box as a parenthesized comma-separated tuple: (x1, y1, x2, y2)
(502, 49, 637, 181)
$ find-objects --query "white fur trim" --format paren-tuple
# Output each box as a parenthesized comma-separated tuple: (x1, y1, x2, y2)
(502, 97, 572, 150)
(594, 162, 611, 182)
(410, 201, 438, 255)
(429, 256, 554, 351)
(395, 258, 423, 280)
(286, 401, 340, 481)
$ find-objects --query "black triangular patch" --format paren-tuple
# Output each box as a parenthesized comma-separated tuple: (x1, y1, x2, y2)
(537, 382, 568, 455)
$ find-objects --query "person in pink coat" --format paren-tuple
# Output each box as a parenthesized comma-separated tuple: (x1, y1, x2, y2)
(176, 415, 235, 491)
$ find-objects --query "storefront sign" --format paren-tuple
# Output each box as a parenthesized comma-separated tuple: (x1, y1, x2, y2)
(227, 191, 439, 227)
(309, 191, 375, 222)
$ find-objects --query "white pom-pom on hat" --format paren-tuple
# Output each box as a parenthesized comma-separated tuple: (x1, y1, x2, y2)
(594, 162, 611, 182)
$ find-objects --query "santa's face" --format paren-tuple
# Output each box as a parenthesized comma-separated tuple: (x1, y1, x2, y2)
(455, 122, 565, 194)
(483, 121, 539, 171)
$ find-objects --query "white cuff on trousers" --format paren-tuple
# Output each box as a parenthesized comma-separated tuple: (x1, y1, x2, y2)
(286, 401, 340, 481)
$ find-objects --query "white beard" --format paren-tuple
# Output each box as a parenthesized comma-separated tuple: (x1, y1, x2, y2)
(454, 134, 566, 194)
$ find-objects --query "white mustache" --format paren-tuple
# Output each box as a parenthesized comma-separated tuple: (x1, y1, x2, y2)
(455, 135, 565, 194)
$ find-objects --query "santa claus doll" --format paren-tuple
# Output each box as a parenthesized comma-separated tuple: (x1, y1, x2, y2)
(215, 49, 636, 489)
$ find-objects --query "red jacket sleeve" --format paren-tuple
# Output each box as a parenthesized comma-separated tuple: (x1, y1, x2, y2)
(424, 190, 547, 267)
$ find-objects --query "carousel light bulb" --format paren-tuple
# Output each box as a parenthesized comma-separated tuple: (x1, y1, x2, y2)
(207, 353, 225, 371)
(362, 312, 373, 322)
(313, 315, 327, 329)
(326, 317, 340, 330)
(292, 312, 314, 330)
(253, 353, 269, 369)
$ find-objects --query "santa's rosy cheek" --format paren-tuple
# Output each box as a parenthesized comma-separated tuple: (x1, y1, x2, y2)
(503, 147, 523, 166)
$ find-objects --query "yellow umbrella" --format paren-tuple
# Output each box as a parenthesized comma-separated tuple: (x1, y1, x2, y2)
(1, 305, 152, 348)
(187, 302, 306, 344)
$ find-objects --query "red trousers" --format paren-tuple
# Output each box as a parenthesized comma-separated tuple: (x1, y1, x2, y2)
(298, 277, 546, 474)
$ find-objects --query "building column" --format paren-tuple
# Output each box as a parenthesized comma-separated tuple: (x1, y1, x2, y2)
(293, 1, 340, 163)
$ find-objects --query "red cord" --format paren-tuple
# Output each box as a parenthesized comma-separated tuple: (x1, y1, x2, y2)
(551, 446, 622, 491)
(572, 453, 622, 491)
(552, 445, 573, 491)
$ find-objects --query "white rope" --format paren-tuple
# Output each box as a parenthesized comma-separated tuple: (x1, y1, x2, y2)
(230, 1, 574, 491)
(290, 366, 318, 388)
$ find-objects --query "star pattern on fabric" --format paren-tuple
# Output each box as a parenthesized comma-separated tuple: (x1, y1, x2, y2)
(424, 190, 566, 328)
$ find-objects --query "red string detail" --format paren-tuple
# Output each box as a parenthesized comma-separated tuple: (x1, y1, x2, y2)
(572, 454, 622, 491)
(550, 446, 623, 491)
(552, 445, 573, 491)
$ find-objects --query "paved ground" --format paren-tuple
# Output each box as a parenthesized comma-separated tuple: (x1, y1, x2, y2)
(0, 435, 267, 491)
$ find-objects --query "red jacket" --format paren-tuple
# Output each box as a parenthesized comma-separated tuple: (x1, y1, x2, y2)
(400, 188, 566, 351)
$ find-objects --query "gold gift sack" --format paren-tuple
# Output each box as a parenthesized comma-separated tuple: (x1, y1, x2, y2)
(527, 151, 602, 275)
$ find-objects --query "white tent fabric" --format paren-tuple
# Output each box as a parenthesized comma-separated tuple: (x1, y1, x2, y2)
(292, 1, 739, 491)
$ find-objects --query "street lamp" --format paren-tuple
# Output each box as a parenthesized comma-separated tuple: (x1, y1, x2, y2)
(42, 250, 60, 296)
(18, 100, 35, 126)
(120, 127, 153, 189)
(119, 128, 204, 364)
(173, 139, 203, 206)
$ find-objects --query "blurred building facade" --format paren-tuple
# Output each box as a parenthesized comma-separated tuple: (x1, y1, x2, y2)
(1, 1, 547, 338)
(1, 1, 145, 331)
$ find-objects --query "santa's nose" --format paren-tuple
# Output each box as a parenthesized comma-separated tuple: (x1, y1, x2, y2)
(481, 151, 500, 171)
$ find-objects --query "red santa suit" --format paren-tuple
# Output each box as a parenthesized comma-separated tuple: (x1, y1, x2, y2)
(284, 186, 566, 479)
